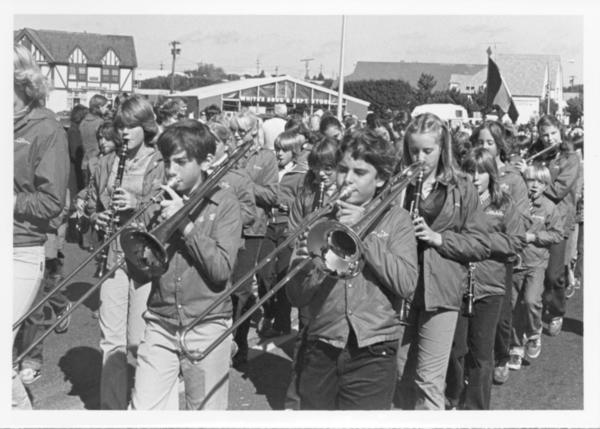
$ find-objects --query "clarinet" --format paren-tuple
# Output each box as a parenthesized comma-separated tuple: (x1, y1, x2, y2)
(401, 169, 424, 326)
(463, 263, 475, 318)
(95, 139, 128, 278)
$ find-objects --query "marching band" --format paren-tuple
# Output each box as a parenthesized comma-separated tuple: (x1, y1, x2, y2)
(13, 44, 584, 411)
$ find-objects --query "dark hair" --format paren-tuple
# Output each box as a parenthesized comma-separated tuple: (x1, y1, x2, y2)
(204, 104, 222, 122)
(471, 120, 509, 162)
(403, 113, 460, 183)
(89, 94, 108, 116)
(303, 137, 338, 190)
(319, 115, 342, 135)
(70, 104, 88, 124)
(337, 129, 397, 182)
(536, 114, 569, 151)
(114, 95, 159, 145)
(157, 119, 216, 164)
(157, 97, 187, 124)
(462, 147, 508, 208)
(96, 120, 121, 145)
(452, 130, 472, 166)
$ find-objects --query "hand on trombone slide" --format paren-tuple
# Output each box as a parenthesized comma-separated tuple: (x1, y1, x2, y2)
(335, 200, 364, 227)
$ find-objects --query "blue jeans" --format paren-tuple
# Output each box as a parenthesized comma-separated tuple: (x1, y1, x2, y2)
(395, 308, 458, 410)
(511, 266, 546, 349)
(447, 294, 504, 410)
(297, 331, 398, 410)
(132, 314, 232, 410)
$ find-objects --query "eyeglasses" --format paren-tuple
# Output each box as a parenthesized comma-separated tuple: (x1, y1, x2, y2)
(232, 127, 255, 139)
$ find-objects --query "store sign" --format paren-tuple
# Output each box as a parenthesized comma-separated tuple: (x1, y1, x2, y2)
(240, 95, 311, 104)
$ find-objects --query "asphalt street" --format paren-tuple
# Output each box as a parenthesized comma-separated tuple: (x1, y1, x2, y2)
(15, 241, 583, 411)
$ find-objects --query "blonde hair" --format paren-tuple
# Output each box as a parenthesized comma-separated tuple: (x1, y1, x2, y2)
(403, 113, 459, 183)
(14, 44, 49, 105)
(524, 163, 552, 186)
(274, 131, 305, 157)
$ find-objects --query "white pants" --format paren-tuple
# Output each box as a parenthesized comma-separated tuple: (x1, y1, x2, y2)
(13, 245, 45, 410)
(99, 267, 150, 409)
(132, 314, 232, 410)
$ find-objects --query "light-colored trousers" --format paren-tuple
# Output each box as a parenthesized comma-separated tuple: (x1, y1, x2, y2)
(13, 246, 46, 410)
(132, 314, 232, 410)
(396, 308, 458, 410)
(99, 267, 150, 409)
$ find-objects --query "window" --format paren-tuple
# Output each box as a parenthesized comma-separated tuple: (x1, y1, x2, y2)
(101, 66, 120, 84)
(68, 64, 87, 81)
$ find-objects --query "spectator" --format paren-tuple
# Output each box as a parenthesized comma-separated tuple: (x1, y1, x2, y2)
(262, 103, 288, 150)
(80, 94, 109, 185)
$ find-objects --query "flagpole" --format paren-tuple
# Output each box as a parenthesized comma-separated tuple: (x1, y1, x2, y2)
(337, 15, 346, 122)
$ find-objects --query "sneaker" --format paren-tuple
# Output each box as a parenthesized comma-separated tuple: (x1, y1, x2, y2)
(54, 302, 72, 334)
(19, 368, 41, 385)
(493, 363, 510, 384)
(525, 337, 542, 360)
(546, 317, 563, 337)
(507, 354, 522, 371)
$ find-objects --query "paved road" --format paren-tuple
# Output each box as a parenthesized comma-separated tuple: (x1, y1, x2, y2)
(17, 242, 583, 410)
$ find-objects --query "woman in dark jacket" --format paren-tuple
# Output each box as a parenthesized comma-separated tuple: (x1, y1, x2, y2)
(67, 104, 88, 193)
(395, 113, 491, 410)
(446, 147, 526, 409)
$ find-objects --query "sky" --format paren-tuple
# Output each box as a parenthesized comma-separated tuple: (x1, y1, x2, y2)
(13, 14, 583, 85)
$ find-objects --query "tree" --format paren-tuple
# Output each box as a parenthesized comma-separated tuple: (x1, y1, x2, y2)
(343, 79, 415, 112)
(539, 97, 559, 117)
(414, 73, 437, 104)
(564, 95, 584, 124)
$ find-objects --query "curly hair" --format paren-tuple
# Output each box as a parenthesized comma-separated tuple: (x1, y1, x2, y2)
(14, 44, 50, 106)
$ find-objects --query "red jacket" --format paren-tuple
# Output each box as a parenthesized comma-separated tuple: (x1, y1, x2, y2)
(14, 107, 69, 247)
(286, 201, 419, 349)
(417, 175, 491, 311)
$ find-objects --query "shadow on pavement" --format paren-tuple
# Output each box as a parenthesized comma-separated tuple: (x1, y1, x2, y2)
(58, 346, 102, 409)
(562, 317, 583, 336)
(235, 337, 296, 410)
(64, 282, 100, 312)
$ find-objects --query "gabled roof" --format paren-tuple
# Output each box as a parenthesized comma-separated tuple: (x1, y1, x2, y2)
(494, 54, 562, 98)
(344, 61, 486, 90)
(178, 75, 370, 106)
(14, 28, 137, 67)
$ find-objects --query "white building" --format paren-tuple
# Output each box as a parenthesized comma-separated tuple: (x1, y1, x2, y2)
(15, 28, 137, 113)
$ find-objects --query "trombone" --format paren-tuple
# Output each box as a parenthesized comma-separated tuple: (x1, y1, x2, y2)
(178, 160, 424, 362)
(12, 139, 254, 365)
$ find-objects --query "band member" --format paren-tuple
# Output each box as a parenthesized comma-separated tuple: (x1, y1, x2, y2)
(131, 121, 242, 410)
(256, 131, 308, 339)
(510, 163, 563, 369)
(472, 120, 529, 384)
(13, 44, 69, 409)
(284, 137, 339, 410)
(228, 110, 278, 365)
(287, 129, 419, 410)
(517, 115, 580, 337)
(446, 147, 526, 409)
(395, 113, 490, 410)
(87, 95, 164, 409)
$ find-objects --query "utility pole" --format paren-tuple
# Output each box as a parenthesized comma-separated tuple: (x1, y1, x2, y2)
(336, 16, 346, 121)
(275, 66, 279, 77)
(300, 58, 314, 80)
(169, 40, 181, 94)
(256, 57, 260, 76)
(159, 62, 164, 71)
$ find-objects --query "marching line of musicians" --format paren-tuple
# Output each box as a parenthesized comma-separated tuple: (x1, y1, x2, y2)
(13, 45, 584, 410)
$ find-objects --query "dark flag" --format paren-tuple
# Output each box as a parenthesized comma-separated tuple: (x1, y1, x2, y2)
(486, 55, 519, 123)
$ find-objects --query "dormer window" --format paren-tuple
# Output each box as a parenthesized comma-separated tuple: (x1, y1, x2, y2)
(68, 47, 88, 81)
(101, 49, 120, 84)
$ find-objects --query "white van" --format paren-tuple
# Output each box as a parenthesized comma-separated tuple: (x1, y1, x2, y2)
(411, 103, 469, 129)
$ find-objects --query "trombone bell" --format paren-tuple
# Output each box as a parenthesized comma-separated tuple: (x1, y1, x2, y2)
(120, 227, 169, 281)
(307, 219, 363, 279)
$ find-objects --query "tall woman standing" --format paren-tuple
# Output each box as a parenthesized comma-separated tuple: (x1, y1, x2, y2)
(395, 113, 490, 410)
(13, 44, 69, 408)
(86, 95, 164, 409)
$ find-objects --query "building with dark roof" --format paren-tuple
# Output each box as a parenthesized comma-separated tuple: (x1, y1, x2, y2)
(15, 27, 137, 112)
(344, 61, 486, 91)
